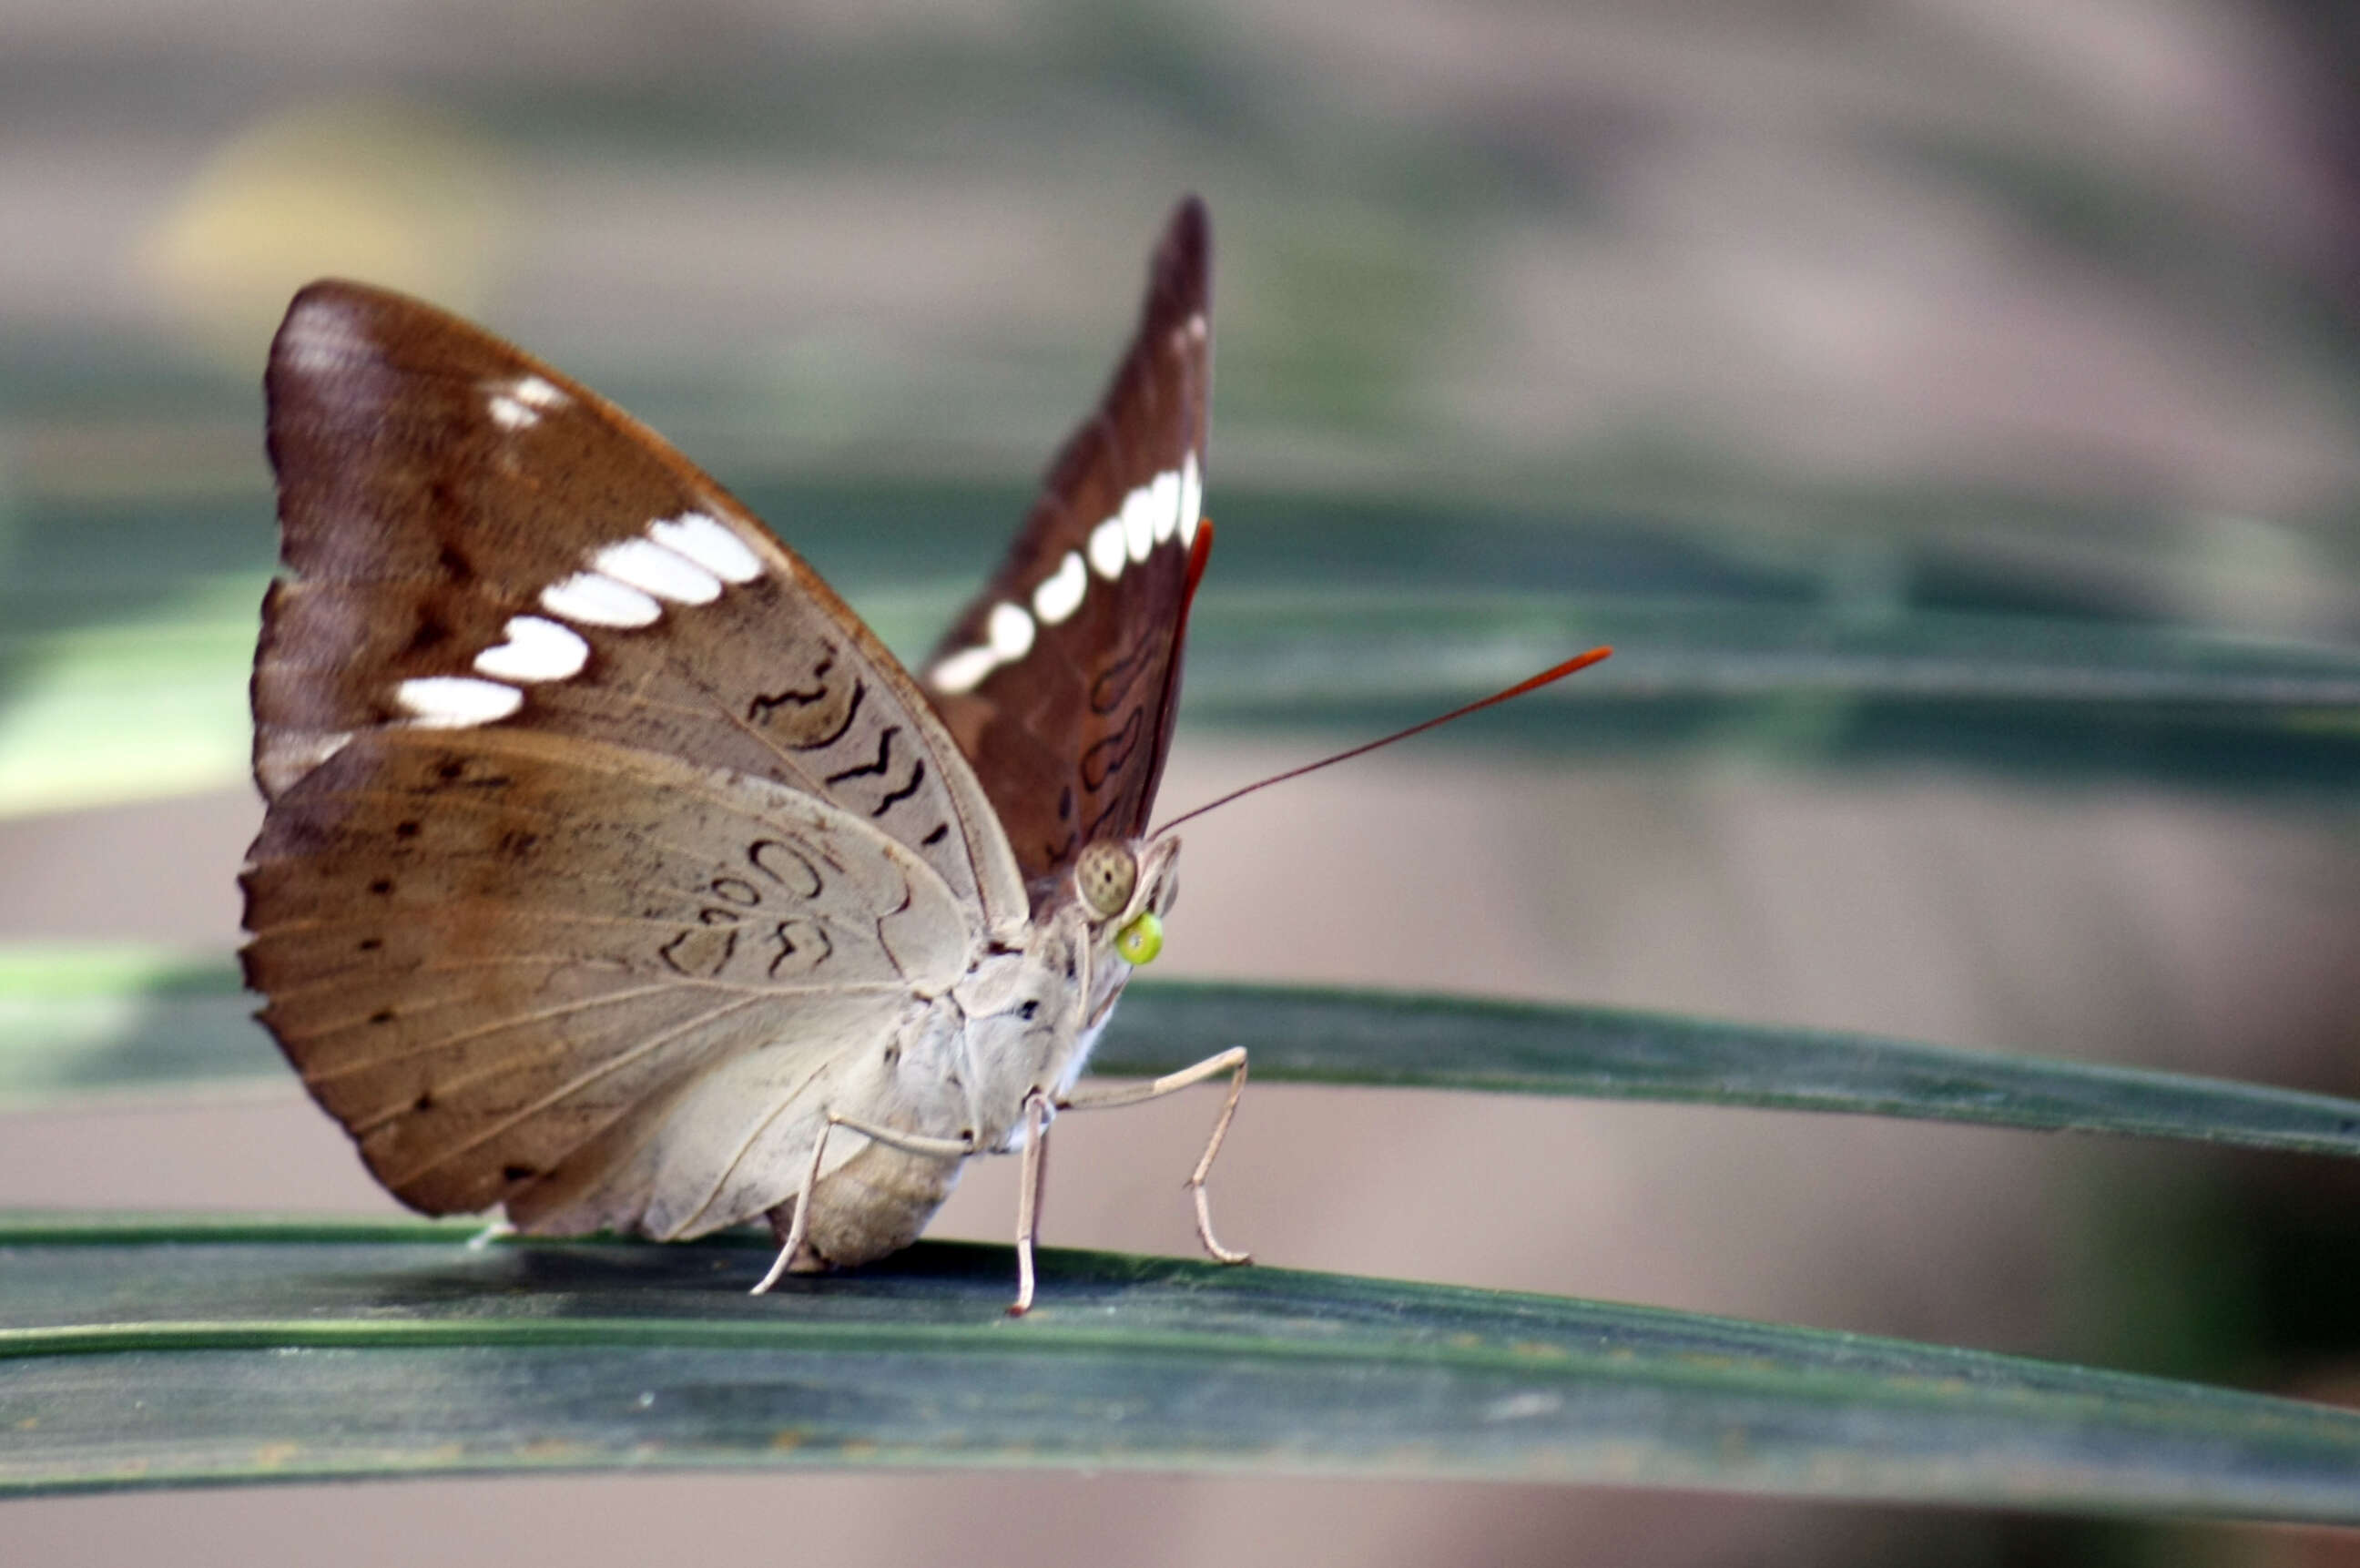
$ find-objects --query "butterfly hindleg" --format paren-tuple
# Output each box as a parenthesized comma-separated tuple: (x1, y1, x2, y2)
(1059, 1046, 1251, 1267)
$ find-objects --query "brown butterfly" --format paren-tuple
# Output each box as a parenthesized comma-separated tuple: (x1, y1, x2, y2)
(240, 198, 1241, 1314)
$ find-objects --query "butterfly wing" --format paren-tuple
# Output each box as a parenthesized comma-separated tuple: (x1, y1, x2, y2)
(242, 282, 1027, 1233)
(921, 197, 1213, 903)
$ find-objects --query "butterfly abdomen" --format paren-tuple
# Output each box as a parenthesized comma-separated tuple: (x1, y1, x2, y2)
(779, 1143, 962, 1271)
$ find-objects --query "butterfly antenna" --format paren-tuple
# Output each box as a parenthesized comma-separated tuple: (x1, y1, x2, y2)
(1151, 646, 1612, 837)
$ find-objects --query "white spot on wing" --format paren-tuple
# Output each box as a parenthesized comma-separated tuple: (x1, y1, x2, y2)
(987, 601, 1035, 660)
(488, 395, 538, 431)
(648, 512, 762, 584)
(541, 572, 662, 627)
(1179, 451, 1203, 545)
(1032, 550, 1086, 625)
(396, 676, 524, 728)
(594, 537, 723, 605)
(1088, 517, 1127, 580)
(513, 375, 567, 411)
(1121, 484, 1157, 563)
(1148, 468, 1181, 545)
(473, 615, 590, 683)
(931, 646, 998, 694)
(1186, 313, 1208, 342)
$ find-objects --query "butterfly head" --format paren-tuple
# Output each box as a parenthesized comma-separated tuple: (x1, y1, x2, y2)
(1073, 835, 1179, 968)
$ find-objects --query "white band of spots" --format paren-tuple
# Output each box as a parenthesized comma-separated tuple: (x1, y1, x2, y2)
(927, 454, 1201, 697)
(541, 571, 661, 627)
(649, 512, 763, 584)
(594, 536, 722, 605)
(473, 615, 590, 683)
(396, 676, 524, 728)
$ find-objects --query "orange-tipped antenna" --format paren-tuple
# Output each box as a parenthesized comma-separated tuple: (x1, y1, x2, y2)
(1151, 646, 1612, 837)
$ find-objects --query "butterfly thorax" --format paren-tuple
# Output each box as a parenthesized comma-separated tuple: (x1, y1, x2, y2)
(779, 834, 1178, 1270)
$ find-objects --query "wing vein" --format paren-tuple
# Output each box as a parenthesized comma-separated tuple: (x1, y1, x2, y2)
(379, 991, 774, 1187)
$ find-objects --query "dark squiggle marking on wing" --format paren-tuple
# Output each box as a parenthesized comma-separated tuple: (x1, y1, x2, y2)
(748, 839, 823, 898)
(1090, 633, 1155, 716)
(751, 673, 867, 752)
(767, 920, 832, 979)
(872, 757, 926, 819)
(824, 725, 899, 787)
(708, 876, 762, 907)
(745, 654, 834, 720)
(1081, 705, 1145, 791)
(659, 924, 738, 978)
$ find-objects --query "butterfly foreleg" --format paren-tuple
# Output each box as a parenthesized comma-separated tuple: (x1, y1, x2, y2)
(1059, 1046, 1250, 1267)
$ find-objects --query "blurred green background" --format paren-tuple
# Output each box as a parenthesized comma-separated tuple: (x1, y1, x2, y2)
(4, 1, 2360, 1563)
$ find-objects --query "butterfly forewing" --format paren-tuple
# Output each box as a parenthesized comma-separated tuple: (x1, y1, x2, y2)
(922, 198, 1212, 902)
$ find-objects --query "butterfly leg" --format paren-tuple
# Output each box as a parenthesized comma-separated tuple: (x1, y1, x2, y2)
(465, 1219, 515, 1252)
(1059, 1046, 1251, 1266)
(1010, 1090, 1052, 1317)
(752, 1122, 837, 1295)
(752, 1113, 982, 1296)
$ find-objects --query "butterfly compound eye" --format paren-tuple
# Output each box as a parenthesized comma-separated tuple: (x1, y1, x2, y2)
(1074, 840, 1138, 921)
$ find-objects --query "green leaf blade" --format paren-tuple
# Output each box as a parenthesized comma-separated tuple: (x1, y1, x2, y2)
(10, 956, 2360, 1161)
(3, 1221, 2358, 1516)
(1101, 983, 2360, 1158)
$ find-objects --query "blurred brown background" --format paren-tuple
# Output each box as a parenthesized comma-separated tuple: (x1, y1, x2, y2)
(5, 1, 2360, 1563)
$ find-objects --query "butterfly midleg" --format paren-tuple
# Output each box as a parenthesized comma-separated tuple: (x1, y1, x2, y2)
(1059, 1046, 1250, 1266)
(752, 1114, 979, 1296)
(1009, 1089, 1051, 1316)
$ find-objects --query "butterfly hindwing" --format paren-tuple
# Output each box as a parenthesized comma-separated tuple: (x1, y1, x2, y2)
(242, 727, 971, 1237)
(921, 198, 1213, 903)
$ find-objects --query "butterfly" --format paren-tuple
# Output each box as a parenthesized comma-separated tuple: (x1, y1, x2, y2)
(240, 197, 1243, 1314)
